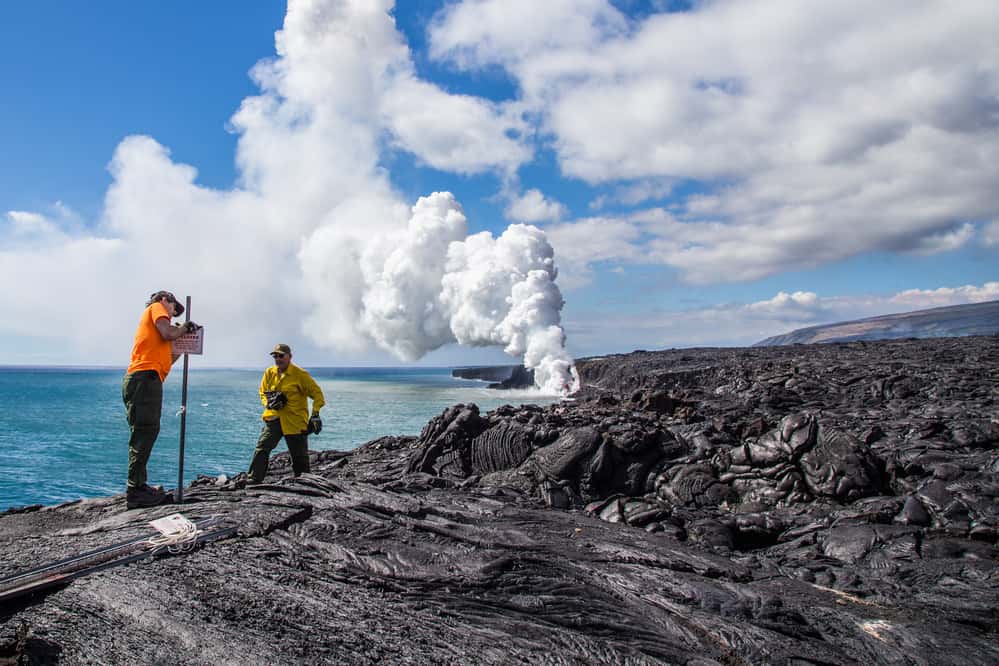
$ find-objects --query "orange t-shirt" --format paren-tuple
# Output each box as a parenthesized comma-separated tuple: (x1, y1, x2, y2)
(126, 302, 173, 381)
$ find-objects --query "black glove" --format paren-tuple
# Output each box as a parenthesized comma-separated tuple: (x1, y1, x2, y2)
(264, 391, 288, 410)
(183, 321, 202, 333)
(307, 415, 323, 435)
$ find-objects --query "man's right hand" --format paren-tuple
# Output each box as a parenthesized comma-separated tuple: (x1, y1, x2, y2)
(264, 391, 288, 410)
(183, 321, 201, 333)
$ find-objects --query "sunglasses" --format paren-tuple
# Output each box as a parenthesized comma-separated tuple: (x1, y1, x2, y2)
(272, 353, 287, 359)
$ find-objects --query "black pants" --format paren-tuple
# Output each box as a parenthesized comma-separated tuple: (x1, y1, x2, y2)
(248, 419, 309, 482)
(122, 370, 162, 490)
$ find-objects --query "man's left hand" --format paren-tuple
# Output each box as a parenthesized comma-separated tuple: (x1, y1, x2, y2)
(308, 415, 323, 435)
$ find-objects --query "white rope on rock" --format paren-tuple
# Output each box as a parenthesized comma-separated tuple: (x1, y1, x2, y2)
(146, 513, 204, 553)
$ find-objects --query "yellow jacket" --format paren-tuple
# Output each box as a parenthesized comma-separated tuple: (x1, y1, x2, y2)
(259, 364, 325, 435)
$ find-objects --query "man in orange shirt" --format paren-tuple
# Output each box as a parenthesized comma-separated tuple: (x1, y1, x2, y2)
(122, 290, 199, 509)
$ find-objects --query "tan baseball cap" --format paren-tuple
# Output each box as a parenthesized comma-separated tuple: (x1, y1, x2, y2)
(148, 290, 184, 316)
(270, 343, 292, 357)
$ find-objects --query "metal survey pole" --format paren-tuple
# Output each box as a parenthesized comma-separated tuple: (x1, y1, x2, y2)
(176, 296, 191, 504)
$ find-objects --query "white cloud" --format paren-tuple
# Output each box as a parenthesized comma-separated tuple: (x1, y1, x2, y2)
(4, 202, 84, 243)
(981, 220, 999, 248)
(545, 216, 644, 289)
(5, 211, 61, 239)
(902, 223, 975, 255)
(0, 236, 124, 343)
(747, 291, 822, 317)
(382, 78, 530, 175)
(429, 0, 626, 69)
(1, 205, 125, 356)
(588, 195, 608, 211)
(505, 188, 567, 222)
(614, 180, 674, 207)
(589, 179, 674, 210)
(888, 282, 999, 309)
(430, 0, 999, 284)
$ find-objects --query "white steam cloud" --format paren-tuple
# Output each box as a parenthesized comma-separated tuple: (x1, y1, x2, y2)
(301, 191, 576, 392)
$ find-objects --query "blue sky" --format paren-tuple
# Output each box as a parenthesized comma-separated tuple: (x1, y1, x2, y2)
(1, 0, 997, 369)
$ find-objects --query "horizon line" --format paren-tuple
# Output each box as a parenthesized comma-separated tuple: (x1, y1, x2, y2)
(0, 362, 523, 371)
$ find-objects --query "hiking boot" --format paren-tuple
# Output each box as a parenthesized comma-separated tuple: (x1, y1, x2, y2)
(126, 485, 173, 509)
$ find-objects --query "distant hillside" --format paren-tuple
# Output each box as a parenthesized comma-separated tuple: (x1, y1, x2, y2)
(754, 300, 999, 346)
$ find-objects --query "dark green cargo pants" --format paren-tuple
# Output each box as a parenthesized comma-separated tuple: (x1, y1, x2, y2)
(249, 419, 309, 482)
(122, 370, 162, 490)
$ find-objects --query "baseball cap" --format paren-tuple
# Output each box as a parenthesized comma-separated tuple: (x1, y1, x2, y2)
(270, 343, 292, 357)
(148, 290, 184, 316)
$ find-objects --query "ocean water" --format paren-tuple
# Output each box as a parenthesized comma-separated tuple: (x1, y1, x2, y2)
(0, 366, 559, 511)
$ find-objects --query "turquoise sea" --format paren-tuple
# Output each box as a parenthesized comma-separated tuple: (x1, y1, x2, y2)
(0, 366, 558, 511)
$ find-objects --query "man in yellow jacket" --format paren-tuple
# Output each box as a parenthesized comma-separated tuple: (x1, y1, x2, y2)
(248, 343, 326, 484)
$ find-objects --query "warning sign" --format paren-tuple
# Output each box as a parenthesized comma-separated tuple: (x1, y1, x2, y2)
(172, 327, 204, 355)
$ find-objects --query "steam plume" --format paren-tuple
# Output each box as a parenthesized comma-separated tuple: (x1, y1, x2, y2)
(301, 191, 576, 394)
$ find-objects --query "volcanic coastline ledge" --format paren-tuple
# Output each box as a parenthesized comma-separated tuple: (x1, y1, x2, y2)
(2, 336, 997, 665)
